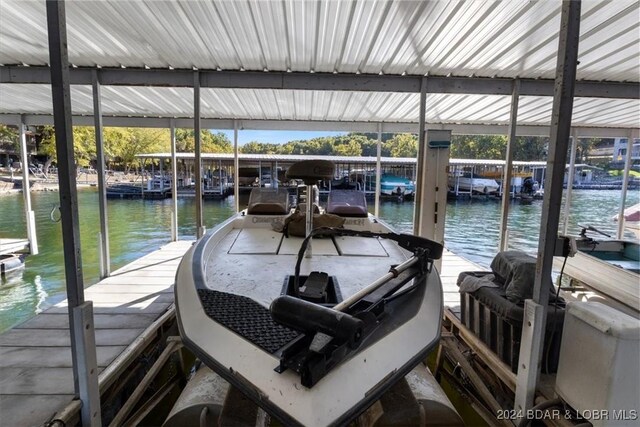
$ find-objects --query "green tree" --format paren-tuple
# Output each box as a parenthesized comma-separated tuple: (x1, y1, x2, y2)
(513, 136, 548, 161)
(241, 141, 280, 154)
(450, 135, 506, 159)
(37, 125, 98, 169)
(0, 125, 18, 150)
(384, 133, 418, 157)
(175, 129, 232, 153)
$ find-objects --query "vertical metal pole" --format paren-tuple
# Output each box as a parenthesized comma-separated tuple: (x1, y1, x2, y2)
(233, 120, 240, 212)
(515, 0, 581, 414)
(46, 1, 101, 425)
(498, 79, 520, 251)
(562, 129, 578, 235)
(375, 123, 382, 218)
(194, 72, 204, 238)
(617, 130, 635, 239)
(92, 70, 109, 278)
(19, 116, 38, 255)
(274, 160, 279, 189)
(170, 119, 178, 242)
(413, 77, 427, 235)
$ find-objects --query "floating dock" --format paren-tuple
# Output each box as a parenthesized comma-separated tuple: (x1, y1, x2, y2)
(0, 240, 193, 426)
(0, 240, 477, 426)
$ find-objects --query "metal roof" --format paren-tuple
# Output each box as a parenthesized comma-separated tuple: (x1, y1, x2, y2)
(0, 0, 638, 134)
(1, 0, 638, 81)
(1, 84, 638, 131)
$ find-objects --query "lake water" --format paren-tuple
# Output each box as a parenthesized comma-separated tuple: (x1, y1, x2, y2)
(0, 188, 638, 333)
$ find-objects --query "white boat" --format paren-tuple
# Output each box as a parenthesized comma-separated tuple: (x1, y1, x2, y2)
(448, 175, 500, 194)
(613, 202, 640, 239)
(175, 160, 444, 426)
(556, 228, 640, 317)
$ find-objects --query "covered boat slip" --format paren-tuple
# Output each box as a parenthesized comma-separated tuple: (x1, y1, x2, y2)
(1, 0, 639, 425)
(0, 241, 192, 427)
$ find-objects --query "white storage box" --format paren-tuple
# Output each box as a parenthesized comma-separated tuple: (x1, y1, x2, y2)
(555, 302, 640, 427)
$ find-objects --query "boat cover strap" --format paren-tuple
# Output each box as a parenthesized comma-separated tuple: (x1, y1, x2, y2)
(197, 289, 301, 354)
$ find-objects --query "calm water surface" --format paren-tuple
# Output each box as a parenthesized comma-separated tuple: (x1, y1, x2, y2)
(0, 189, 638, 332)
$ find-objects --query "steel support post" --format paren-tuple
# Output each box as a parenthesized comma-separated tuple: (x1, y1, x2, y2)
(92, 70, 109, 277)
(73, 301, 101, 427)
(194, 71, 204, 238)
(498, 79, 520, 251)
(46, 1, 101, 425)
(374, 123, 382, 218)
(233, 120, 239, 212)
(562, 129, 578, 235)
(19, 116, 38, 255)
(617, 129, 635, 239)
(413, 77, 427, 235)
(170, 119, 178, 241)
(515, 0, 581, 414)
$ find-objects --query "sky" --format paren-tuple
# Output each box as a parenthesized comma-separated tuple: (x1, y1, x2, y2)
(215, 130, 347, 145)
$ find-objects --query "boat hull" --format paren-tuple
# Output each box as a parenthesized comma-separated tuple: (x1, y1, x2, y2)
(556, 239, 639, 316)
(175, 213, 443, 426)
(0, 254, 25, 275)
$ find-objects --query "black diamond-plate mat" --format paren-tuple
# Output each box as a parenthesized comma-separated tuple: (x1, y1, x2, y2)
(197, 289, 301, 354)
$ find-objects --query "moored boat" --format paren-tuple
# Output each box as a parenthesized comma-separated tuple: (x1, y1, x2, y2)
(175, 160, 445, 425)
(380, 173, 415, 199)
(0, 253, 25, 276)
(448, 174, 500, 195)
(555, 227, 640, 317)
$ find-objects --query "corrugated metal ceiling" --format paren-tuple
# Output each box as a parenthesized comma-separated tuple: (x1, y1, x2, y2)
(1, 83, 638, 129)
(0, 1, 638, 132)
(0, 0, 638, 82)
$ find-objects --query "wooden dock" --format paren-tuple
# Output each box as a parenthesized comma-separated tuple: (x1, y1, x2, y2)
(0, 240, 193, 427)
(0, 239, 478, 426)
(0, 238, 30, 256)
(440, 249, 485, 315)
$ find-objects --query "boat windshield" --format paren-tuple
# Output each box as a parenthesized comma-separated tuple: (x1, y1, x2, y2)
(327, 190, 368, 217)
(247, 188, 290, 215)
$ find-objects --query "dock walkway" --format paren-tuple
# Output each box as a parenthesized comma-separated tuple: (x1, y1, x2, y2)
(0, 240, 193, 427)
(0, 241, 477, 427)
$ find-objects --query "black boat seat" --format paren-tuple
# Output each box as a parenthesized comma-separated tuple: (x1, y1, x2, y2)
(286, 160, 335, 185)
(247, 188, 290, 215)
(327, 190, 368, 217)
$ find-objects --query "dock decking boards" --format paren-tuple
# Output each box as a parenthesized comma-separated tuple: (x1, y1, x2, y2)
(0, 240, 193, 427)
(0, 239, 478, 427)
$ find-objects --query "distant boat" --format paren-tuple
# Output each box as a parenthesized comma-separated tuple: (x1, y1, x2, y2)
(614, 203, 640, 239)
(379, 174, 415, 198)
(0, 254, 25, 276)
(448, 174, 500, 195)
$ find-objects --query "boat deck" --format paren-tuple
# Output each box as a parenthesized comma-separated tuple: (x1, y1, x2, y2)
(0, 238, 30, 255)
(0, 240, 193, 427)
(0, 239, 477, 426)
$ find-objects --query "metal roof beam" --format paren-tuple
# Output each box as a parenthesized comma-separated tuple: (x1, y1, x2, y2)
(0, 113, 634, 138)
(1, 66, 637, 99)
